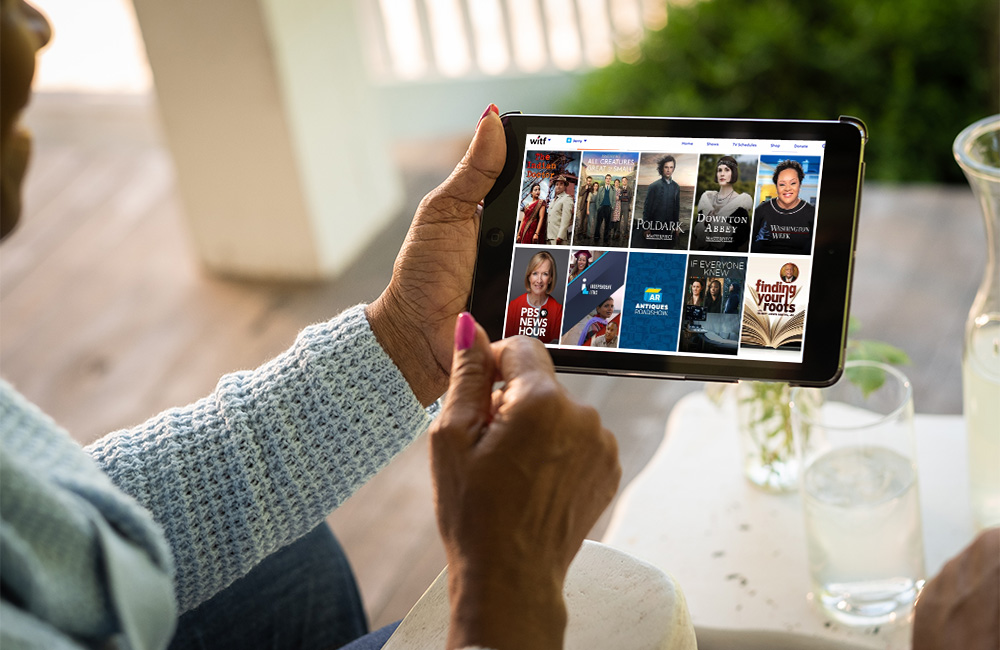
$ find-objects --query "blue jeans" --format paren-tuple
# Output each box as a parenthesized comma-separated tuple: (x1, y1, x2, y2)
(168, 524, 400, 650)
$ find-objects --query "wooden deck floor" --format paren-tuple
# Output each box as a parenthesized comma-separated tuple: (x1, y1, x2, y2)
(0, 92, 983, 629)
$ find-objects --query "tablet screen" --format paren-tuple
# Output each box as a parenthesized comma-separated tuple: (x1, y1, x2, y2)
(472, 115, 865, 384)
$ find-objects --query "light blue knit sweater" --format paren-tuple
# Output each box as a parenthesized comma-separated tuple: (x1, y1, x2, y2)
(0, 305, 433, 649)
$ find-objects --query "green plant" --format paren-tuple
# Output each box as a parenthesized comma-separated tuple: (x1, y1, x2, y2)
(565, 0, 999, 183)
(844, 318, 911, 396)
(723, 318, 910, 490)
(736, 317, 911, 405)
(737, 381, 798, 470)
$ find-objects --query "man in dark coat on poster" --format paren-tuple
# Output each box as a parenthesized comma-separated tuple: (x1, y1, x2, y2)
(642, 155, 682, 248)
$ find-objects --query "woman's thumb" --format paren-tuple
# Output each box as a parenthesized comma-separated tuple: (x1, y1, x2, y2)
(437, 313, 495, 441)
(428, 106, 506, 213)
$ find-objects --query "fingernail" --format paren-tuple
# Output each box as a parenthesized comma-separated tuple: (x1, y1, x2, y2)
(456, 312, 476, 351)
(476, 103, 499, 130)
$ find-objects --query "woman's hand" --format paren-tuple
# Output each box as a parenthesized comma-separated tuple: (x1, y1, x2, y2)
(430, 315, 621, 650)
(366, 106, 506, 406)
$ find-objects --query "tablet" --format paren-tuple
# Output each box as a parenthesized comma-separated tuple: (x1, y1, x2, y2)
(469, 113, 867, 386)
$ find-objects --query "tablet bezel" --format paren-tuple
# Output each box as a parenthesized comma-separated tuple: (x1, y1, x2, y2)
(470, 113, 866, 386)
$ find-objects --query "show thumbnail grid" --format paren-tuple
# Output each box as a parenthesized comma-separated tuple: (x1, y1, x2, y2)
(502, 133, 825, 363)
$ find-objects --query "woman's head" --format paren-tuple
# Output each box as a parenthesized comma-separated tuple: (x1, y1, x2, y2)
(573, 250, 591, 270)
(717, 156, 739, 185)
(773, 160, 804, 208)
(772, 159, 805, 185)
(530, 183, 541, 199)
(597, 297, 614, 319)
(1, 0, 52, 238)
(709, 280, 721, 297)
(691, 279, 703, 295)
(524, 251, 556, 296)
(591, 181, 599, 191)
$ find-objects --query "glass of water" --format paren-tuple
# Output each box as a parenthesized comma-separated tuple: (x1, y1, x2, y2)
(790, 361, 925, 626)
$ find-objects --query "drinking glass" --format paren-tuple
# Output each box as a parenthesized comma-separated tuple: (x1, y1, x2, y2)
(790, 361, 925, 626)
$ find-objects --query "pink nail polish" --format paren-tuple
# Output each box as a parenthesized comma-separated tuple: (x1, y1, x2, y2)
(456, 312, 476, 351)
(476, 103, 499, 130)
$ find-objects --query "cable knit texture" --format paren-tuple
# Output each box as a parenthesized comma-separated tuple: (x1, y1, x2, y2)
(2, 305, 433, 648)
(87, 305, 432, 612)
(0, 381, 176, 649)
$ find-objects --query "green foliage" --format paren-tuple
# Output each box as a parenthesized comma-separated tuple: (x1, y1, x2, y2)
(737, 317, 909, 455)
(846, 339, 911, 367)
(564, 0, 999, 183)
(738, 381, 796, 463)
(845, 317, 911, 396)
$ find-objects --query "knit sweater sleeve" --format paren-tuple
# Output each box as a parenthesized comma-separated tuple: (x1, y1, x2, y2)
(86, 305, 432, 613)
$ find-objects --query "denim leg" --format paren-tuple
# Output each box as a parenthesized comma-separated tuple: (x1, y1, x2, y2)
(336, 621, 401, 650)
(168, 524, 368, 650)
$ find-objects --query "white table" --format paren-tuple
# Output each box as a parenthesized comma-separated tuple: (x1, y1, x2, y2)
(602, 392, 978, 650)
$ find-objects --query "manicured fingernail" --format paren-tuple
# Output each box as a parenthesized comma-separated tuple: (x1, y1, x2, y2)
(476, 103, 499, 130)
(456, 312, 476, 351)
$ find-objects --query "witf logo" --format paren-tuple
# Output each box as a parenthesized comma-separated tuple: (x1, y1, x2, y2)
(644, 287, 663, 303)
(529, 136, 549, 145)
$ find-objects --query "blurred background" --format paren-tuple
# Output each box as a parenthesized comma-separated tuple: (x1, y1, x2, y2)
(3, 0, 997, 630)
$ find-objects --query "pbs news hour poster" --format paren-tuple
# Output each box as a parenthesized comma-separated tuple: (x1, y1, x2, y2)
(503, 247, 570, 344)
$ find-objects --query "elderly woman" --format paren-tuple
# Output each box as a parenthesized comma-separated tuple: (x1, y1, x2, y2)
(0, 4, 621, 649)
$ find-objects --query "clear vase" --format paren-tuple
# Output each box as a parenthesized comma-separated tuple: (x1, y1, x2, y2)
(954, 115, 1000, 530)
(736, 381, 822, 492)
